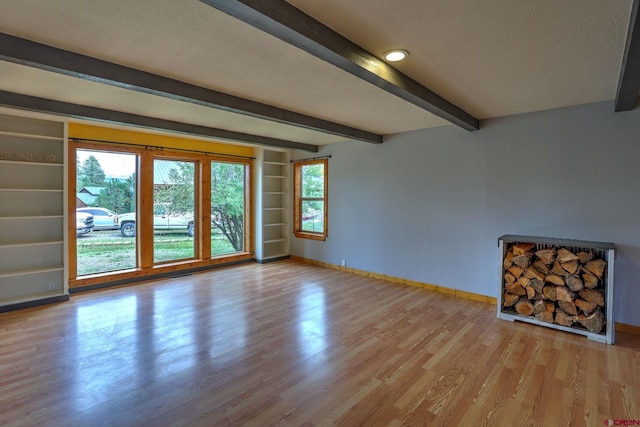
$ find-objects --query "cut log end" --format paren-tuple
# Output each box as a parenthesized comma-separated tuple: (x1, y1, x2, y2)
(566, 275, 584, 292)
(582, 271, 598, 289)
(535, 311, 554, 323)
(576, 310, 604, 334)
(535, 247, 556, 265)
(579, 289, 605, 307)
(556, 248, 579, 263)
(515, 300, 535, 316)
(512, 253, 533, 269)
(544, 274, 565, 286)
(503, 293, 520, 307)
(513, 242, 536, 256)
(584, 259, 606, 279)
(555, 310, 575, 327)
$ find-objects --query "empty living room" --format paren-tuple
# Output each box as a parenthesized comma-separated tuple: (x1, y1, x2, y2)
(1, 0, 640, 426)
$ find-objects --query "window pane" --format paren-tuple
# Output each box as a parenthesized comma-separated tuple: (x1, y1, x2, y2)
(211, 162, 245, 255)
(301, 200, 324, 232)
(301, 163, 324, 198)
(153, 160, 195, 263)
(76, 150, 137, 275)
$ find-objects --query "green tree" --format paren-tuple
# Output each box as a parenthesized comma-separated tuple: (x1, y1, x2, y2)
(125, 172, 137, 212)
(301, 163, 325, 230)
(154, 161, 195, 216)
(152, 160, 245, 251)
(95, 178, 134, 213)
(78, 155, 106, 188)
(211, 162, 245, 252)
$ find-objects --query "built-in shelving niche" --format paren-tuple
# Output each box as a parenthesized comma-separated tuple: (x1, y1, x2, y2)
(255, 148, 290, 262)
(0, 112, 68, 311)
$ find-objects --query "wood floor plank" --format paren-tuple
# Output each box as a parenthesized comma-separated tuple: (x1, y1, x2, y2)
(0, 260, 639, 426)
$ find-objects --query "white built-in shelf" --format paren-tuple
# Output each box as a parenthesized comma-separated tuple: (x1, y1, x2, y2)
(0, 130, 63, 141)
(0, 215, 64, 220)
(0, 265, 64, 279)
(0, 240, 63, 248)
(0, 112, 67, 309)
(0, 188, 63, 193)
(0, 291, 68, 307)
(256, 149, 290, 262)
(264, 238, 287, 244)
(0, 159, 63, 167)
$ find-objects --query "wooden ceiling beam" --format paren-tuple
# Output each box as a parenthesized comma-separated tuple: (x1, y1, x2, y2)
(0, 32, 380, 144)
(0, 91, 319, 152)
(201, 0, 479, 131)
(616, 0, 640, 112)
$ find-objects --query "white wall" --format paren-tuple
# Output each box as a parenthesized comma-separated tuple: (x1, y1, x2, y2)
(290, 101, 640, 327)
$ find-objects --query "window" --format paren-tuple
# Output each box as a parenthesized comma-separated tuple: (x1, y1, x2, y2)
(211, 161, 248, 256)
(153, 159, 196, 264)
(70, 137, 253, 287)
(293, 158, 328, 240)
(75, 149, 137, 275)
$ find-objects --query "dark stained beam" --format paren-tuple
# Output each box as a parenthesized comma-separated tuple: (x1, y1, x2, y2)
(616, 0, 640, 111)
(200, 0, 479, 131)
(0, 91, 319, 152)
(0, 33, 380, 144)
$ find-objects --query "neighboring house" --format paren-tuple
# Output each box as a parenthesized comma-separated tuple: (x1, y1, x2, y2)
(75, 186, 105, 208)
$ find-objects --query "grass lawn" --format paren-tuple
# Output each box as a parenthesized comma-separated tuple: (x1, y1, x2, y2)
(77, 230, 237, 276)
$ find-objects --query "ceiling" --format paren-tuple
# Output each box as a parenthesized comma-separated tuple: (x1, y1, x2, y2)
(0, 0, 637, 151)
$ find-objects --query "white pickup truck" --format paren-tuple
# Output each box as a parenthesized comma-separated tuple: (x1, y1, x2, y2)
(76, 211, 95, 236)
(117, 210, 195, 237)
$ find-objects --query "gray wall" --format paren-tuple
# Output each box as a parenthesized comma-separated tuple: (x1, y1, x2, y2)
(290, 101, 640, 327)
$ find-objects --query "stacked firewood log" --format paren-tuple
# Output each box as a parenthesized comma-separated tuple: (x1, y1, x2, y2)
(502, 242, 607, 334)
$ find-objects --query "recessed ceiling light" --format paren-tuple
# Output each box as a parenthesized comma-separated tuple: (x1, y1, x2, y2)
(384, 50, 409, 62)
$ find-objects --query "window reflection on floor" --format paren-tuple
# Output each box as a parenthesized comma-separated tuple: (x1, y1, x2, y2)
(152, 287, 197, 375)
(73, 295, 138, 412)
(297, 285, 327, 361)
(207, 289, 247, 362)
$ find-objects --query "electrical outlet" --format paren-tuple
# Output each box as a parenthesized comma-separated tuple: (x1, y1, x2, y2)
(341, 259, 346, 266)
(47, 282, 57, 290)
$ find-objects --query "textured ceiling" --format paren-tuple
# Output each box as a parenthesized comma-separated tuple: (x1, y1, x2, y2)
(0, 0, 633, 147)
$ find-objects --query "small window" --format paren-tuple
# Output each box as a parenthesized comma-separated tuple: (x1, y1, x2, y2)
(293, 158, 327, 240)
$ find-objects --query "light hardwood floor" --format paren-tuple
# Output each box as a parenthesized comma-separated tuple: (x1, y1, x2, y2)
(0, 260, 638, 426)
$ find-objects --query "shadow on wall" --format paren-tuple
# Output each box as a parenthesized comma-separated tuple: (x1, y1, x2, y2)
(611, 244, 640, 326)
